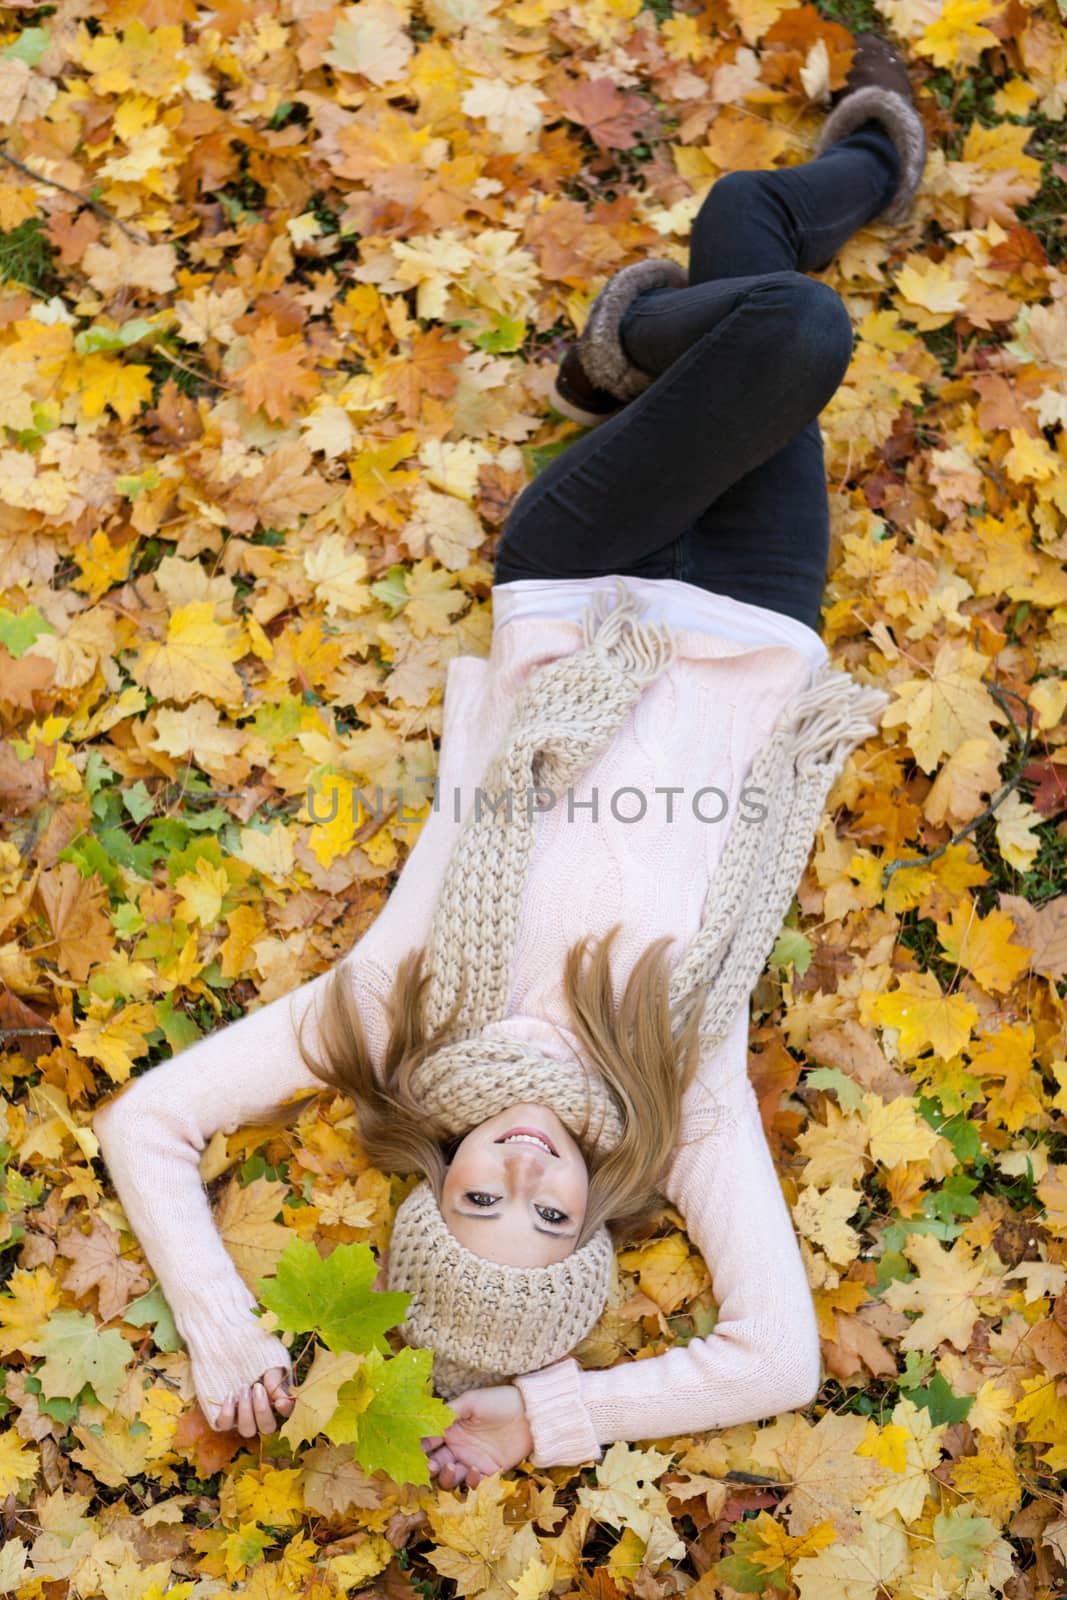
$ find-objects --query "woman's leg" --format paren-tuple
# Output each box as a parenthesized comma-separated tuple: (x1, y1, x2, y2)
(493, 124, 900, 602)
(609, 121, 902, 632)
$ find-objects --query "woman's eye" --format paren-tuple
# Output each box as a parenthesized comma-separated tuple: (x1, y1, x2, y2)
(466, 1192, 497, 1207)
(537, 1207, 568, 1226)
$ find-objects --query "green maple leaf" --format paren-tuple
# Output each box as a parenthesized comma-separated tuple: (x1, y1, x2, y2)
(933, 1506, 999, 1576)
(255, 1237, 410, 1353)
(326, 1346, 455, 1486)
(26, 1309, 132, 1408)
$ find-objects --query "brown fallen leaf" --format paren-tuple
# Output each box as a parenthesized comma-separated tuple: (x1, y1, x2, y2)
(58, 1213, 150, 1323)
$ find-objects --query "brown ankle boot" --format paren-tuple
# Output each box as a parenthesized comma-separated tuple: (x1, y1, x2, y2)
(550, 257, 688, 429)
(814, 31, 927, 227)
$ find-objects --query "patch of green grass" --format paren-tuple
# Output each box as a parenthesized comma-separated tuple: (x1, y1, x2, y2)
(923, 66, 1005, 153)
(0, 215, 62, 298)
(919, 320, 962, 376)
(896, 908, 958, 988)
(814, 0, 881, 35)
(1017, 112, 1067, 267)
(984, 811, 1067, 908)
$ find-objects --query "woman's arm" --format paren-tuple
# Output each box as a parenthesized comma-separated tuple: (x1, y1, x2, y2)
(92, 954, 396, 1427)
(512, 1005, 822, 1467)
(92, 693, 479, 1429)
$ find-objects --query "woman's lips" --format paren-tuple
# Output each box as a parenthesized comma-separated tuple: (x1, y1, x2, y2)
(495, 1126, 558, 1157)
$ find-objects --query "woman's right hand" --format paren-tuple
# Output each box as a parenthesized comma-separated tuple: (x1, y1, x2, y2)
(211, 1367, 295, 1437)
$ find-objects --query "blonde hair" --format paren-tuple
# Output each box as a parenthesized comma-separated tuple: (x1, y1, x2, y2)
(290, 924, 708, 1251)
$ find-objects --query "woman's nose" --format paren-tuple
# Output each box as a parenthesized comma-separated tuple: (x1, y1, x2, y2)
(501, 1144, 547, 1179)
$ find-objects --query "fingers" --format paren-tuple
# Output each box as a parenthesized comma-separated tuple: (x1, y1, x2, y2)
(250, 1381, 277, 1435)
(216, 1381, 280, 1438)
(208, 1368, 294, 1437)
(265, 1376, 294, 1416)
(423, 1441, 472, 1489)
(213, 1394, 236, 1432)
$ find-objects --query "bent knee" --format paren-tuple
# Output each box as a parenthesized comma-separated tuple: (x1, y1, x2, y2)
(702, 168, 776, 224)
(747, 273, 854, 388)
(799, 278, 853, 382)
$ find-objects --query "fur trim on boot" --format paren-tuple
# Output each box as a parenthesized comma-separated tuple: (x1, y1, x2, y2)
(813, 83, 927, 227)
(573, 257, 688, 404)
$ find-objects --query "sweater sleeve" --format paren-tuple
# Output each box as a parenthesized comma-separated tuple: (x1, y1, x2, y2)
(513, 1006, 822, 1467)
(91, 785, 461, 1428)
(92, 957, 391, 1426)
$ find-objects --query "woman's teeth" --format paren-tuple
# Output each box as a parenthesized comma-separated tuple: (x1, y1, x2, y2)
(502, 1133, 554, 1154)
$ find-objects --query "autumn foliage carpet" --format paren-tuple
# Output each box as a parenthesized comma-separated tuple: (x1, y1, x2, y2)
(1, 0, 1067, 1593)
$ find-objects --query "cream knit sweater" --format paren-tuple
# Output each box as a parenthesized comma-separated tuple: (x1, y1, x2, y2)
(93, 598, 830, 1467)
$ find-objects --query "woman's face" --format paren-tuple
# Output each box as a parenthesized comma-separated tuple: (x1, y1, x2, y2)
(441, 1101, 590, 1267)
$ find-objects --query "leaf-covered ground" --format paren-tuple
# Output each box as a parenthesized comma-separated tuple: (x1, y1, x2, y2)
(1, 0, 1067, 1592)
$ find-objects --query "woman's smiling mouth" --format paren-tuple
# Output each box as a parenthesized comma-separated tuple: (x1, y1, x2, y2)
(495, 1127, 558, 1157)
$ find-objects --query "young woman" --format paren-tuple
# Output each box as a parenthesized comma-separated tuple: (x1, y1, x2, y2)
(93, 31, 926, 1488)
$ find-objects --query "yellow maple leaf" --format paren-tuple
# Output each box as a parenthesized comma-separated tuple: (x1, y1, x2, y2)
(0, 1266, 61, 1357)
(403, 558, 470, 638)
(325, 1536, 395, 1592)
(881, 1233, 991, 1352)
(792, 1184, 863, 1267)
(131, 602, 246, 707)
(304, 533, 374, 617)
(576, 1441, 684, 1559)
(864, 970, 979, 1061)
(863, 1093, 948, 1171)
(857, 1420, 910, 1474)
(617, 1232, 709, 1313)
(950, 1435, 1022, 1525)
(936, 903, 1031, 993)
(72, 17, 188, 97)
(894, 258, 969, 327)
(970, 1024, 1046, 1132)
(880, 641, 999, 775)
(344, 432, 420, 528)
(1015, 1374, 1067, 1473)
(174, 858, 230, 928)
(275, 1350, 367, 1452)
(70, 1000, 157, 1084)
(0, 1428, 39, 1494)
(861, 1397, 945, 1526)
(915, 0, 1003, 69)
(755, 1409, 886, 1541)
(214, 1174, 292, 1291)
(220, 1463, 305, 1528)
(729, 0, 801, 47)
(793, 1515, 910, 1598)
(1035, 1163, 1067, 1233)
(79, 353, 155, 424)
(71, 529, 133, 601)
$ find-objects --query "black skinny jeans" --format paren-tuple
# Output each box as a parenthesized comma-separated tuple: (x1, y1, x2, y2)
(493, 121, 902, 633)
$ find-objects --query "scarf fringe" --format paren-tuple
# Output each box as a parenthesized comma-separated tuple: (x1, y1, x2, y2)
(784, 662, 891, 774)
(582, 574, 679, 688)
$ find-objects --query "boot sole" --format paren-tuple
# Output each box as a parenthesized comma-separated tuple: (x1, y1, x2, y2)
(548, 373, 622, 429)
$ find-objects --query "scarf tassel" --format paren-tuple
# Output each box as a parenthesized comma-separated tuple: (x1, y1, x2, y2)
(583, 575, 679, 689)
(784, 664, 891, 775)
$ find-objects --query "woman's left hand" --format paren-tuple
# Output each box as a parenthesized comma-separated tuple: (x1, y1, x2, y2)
(422, 1385, 533, 1487)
